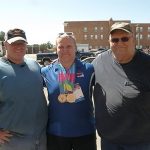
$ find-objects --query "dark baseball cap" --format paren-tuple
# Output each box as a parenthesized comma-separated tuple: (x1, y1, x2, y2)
(110, 22, 132, 34)
(5, 28, 27, 44)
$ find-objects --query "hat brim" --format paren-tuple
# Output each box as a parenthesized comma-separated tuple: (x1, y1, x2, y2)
(110, 28, 131, 34)
(7, 37, 27, 44)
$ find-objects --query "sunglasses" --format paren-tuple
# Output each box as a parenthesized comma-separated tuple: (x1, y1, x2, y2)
(58, 32, 74, 36)
(110, 37, 130, 43)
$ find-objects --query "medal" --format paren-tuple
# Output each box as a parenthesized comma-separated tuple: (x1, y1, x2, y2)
(58, 94, 67, 103)
(66, 93, 76, 103)
(58, 64, 76, 103)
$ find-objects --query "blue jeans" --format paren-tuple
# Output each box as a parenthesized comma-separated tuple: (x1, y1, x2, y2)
(101, 138, 150, 150)
(0, 131, 46, 150)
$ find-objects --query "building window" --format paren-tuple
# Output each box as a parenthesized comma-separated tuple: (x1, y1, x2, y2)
(148, 27, 150, 32)
(140, 27, 143, 32)
(100, 34, 103, 39)
(136, 27, 139, 32)
(136, 34, 143, 39)
(84, 35, 88, 40)
(148, 34, 150, 40)
(90, 35, 94, 39)
(83, 27, 87, 32)
(140, 34, 143, 39)
(94, 27, 98, 32)
(95, 35, 98, 40)
(136, 26, 143, 32)
(100, 27, 103, 31)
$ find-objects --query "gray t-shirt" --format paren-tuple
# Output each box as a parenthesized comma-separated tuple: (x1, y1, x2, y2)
(0, 57, 48, 137)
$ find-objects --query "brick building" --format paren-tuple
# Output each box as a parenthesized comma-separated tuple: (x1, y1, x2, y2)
(64, 18, 150, 51)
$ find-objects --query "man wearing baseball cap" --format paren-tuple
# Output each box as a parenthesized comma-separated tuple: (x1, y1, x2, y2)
(92, 22, 150, 150)
(110, 22, 133, 34)
(0, 28, 48, 150)
(5, 28, 27, 44)
(4, 28, 28, 64)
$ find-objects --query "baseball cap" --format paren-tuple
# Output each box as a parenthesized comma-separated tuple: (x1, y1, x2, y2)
(5, 28, 27, 44)
(110, 22, 132, 34)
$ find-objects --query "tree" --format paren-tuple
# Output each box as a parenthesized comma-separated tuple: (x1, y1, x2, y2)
(0, 31, 5, 41)
(47, 41, 53, 50)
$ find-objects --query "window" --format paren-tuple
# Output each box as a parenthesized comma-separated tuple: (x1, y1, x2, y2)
(148, 34, 150, 40)
(94, 27, 98, 32)
(140, 34, 143, 39)
(148, 27, 150, 32)
(95, 35, 98, 40)
(84, 35, 88, 40)
(90, 35, 94, 40)
(100, 34, 103, 40)
(140, 27, 143, 32)
(136, 26, 143, 32)
(136, 34, 143, 39)
(100, 27, 103, 31)
(83, 27, 87, 32)
(136, 27, 140, 32)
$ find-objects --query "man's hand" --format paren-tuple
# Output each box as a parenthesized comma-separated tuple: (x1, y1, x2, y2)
(0, 130, 12, 144)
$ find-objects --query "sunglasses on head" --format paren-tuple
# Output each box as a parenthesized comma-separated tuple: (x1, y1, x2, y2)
(58, 32, 74, 36)
(110, 37, 130, 43)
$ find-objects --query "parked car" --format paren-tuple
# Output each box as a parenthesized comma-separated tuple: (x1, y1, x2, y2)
(36, 50, 97, 65)
(76, 51, 95, 60)
(36, 52, 58, 65)
(42, 57, 53, 66)
(81, 56, 96, 63)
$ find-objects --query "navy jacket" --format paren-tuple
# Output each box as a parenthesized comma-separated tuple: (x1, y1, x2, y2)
(41, 59, 95, 137)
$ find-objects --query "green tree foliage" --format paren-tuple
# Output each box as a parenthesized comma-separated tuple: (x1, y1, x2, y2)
(0, 31, 5, 41)
(47, 41, 53, 49)
(27, 41, 54, 54)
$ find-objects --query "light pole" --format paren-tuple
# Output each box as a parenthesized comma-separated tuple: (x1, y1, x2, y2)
(32, 45, 34, 54)
(39, 44, 41, 53)
(136, 24, 140, 49)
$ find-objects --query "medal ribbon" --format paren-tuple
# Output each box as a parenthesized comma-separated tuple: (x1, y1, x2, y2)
(58, 63, 75, 94)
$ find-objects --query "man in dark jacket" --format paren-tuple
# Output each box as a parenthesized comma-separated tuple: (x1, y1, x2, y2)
(93, 22, 150, 150)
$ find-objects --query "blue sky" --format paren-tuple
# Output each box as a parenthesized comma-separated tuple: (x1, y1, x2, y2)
(0, 0, 149, 45)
